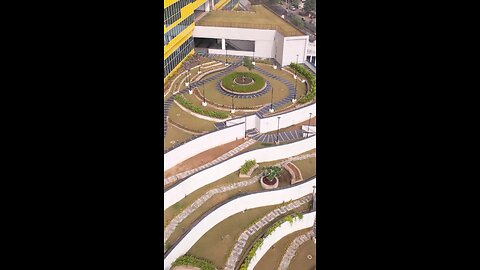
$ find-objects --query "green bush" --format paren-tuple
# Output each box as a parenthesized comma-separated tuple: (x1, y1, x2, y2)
(289, 63, 316, 103)
(240, 159, 256, 174)
(243, 57, 254, 71)
(240, 212, 304, 270)
(172, 254, 216, 270)
(175, 95, 229, 119)
(221, 72, 265, 93)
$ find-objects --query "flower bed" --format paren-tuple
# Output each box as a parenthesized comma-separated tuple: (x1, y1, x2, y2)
(221, 72, 265, 93)
(239, 159, 258, 178)
(289, 63, 316, 104)
(174, 95, 229, 119)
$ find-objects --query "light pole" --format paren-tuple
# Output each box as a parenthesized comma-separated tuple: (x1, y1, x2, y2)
(244, 113, 247, 138)
(293, 76, 297, 103)
(202, 82, 207, 106)
(252, 50, 255, 66)
(231, 95, 235, 113)
(269, 87, 274, 113)
(187, 68, 193, 94)
(225, 44, 228, 66)
(306, 112, 312, 137)
(276, 117, 281, 144)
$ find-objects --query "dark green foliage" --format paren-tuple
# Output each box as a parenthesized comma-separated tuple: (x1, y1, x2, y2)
(221, 72, 265, 93)
(172, 254, 216, 270)
(240, 159, 257, 174)
(243, 57, 254, 71)
(292, 0, 300, 8)
(239, 212, 304, 270)
(291, 15, 305, 28)
(304, 0, 316, 12)
(262, 166, 282, 180)
(175, 95, 229, 119)
(289, 63, 316, 103)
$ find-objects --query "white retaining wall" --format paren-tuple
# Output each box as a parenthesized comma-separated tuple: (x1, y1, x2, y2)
(258, 104, 316, 133)
(247, 211, 316, 270)
(163, 178, 317, 270)
(164, 123, 245, 171)
(164, 134, 316, 210)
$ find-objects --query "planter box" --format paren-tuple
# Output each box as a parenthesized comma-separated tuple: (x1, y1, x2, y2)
(239, 164, 259, 178)
(283, 162, 303, 184)
(261, 176, 279, 190)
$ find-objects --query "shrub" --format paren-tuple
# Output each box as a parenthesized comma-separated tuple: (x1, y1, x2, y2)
(289, 63, 316, 103)
(243, 57, 254, 71)
(240, 159, 256, 174)
(175, 95, 229, 119)
(262, 166, 282, 180)
(172, 254, 216, 270)
(221, 72, 265, 93)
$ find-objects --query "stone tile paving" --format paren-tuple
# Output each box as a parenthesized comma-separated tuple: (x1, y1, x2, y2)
(164, 153, 316, 253)
(278, 230, 316, 270)
(248, 129, 304, 143)
(224, 195, 313, 270)
(164, 139, 256, 187)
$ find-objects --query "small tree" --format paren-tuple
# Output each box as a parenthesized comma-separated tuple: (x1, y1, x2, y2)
(292, 0, 300, 8)
(291, 15, 305, 28)
(243, 57, 254, 71)
(303, 0, 315, 12)
(262, 166, 282, 180)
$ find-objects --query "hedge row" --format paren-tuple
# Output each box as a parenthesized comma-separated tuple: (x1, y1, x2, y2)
(175, 95, 229, 119)
(289, 63, 316, 104)
(172, 254, 216, 270)
(193, 89, 264, 110)
(221, 72, 265, 93)
(239, 212, 304, 270)
(240, 159, 256, 174)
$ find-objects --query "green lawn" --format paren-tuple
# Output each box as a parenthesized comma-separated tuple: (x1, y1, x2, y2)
(164, 124, 195, 151)
(187, 201, 311, 269)
(168, 102, 216, 133)
(253, 228, 312, 270)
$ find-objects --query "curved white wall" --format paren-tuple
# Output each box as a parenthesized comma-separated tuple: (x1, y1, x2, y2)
(247, 212, 316, 270)
(164, 178, 316, 270)
(164, 134, 316, 210)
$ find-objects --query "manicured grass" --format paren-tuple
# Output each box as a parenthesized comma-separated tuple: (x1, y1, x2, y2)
(197, 5, 303, 37)
(187, 202, 311, 269)
(175, 95, 230, 119)
(288, 238, 316, 270)
(164, 151, 316, 248)
(253, 228, 312, 270)
(197, 66, 289, 108)
(168, 103, 216, 133)
(221, 72, 265, 93)
(258, 63, 308, 98)
(291, 157, 316, 180)
(164, 124, 195, 151)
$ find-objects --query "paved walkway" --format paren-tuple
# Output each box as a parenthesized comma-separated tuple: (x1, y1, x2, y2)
(248, 129, 304, 143)
(164, 153, 316, 252)
(164, 139, 256, 187)
(224, 195, 313, 270)
(278, 230, 316, 270)
(214, 80, 271, 99)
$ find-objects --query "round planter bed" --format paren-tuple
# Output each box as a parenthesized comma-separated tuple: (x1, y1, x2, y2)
(260, 176, 279, 189)
(221, 72, 266, 94)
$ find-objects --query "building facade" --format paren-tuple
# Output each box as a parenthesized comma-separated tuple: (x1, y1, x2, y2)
(164, 0, 231, 82)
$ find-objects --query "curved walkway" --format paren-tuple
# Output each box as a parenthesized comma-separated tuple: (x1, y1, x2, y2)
(164, 139, 256, 187)
(164, 61, 242, 138)
(164, 153, 316, 249)
(278, 230, 315, 270)
(224, 195, 312, 270)
(215, 80, 271, 99)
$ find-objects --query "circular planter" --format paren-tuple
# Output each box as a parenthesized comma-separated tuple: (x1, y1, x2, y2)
(261, 176, 279, 189)
(233, 76, 254, 85)
(221, 72, 265, 94)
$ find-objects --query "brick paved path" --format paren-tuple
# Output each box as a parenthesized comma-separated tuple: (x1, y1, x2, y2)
(224, 195, 313, 270)
(247, 128, 304, 143)
(278, 230, 316, 270)
(164, 139, 256, 187)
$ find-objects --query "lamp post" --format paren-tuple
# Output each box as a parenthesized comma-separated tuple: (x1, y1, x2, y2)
(312, 185, 316, 210)
(202, 82, 207, 106)
(244, 113, 247, 138)
(293, 76, 297, 103)
(276, 117, 281, 144)
(269, 87, 274, 113)
(252, 50, 255, 66)
(187, 68, 193, 94)
(225, 44, 228, 66)
(306, 112, 312, 137)
(231, 95, 235, 113)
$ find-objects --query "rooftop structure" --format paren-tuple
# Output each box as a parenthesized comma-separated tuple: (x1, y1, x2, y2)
(196, 5, 304, 37)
